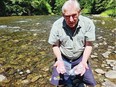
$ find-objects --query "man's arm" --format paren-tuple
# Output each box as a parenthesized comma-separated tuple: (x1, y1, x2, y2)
(82, 41, 93, 63)
(75, 41, 93, 76)
(52, 45, 63, 61)
(52, 45, 66, 74)
(76, 19, 95, 76)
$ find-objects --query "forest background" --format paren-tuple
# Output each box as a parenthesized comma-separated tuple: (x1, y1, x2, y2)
(0, 0, 116, 17)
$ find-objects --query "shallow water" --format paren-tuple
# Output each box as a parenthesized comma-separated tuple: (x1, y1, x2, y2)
(0, 15, 115, 87)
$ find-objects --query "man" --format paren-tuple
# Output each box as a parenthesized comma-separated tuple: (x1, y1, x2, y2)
(48, 0, 96, 87)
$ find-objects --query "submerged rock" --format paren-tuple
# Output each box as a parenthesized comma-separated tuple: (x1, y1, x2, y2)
(31, 76, 40, 82)
(0, 74, 6, 82)
(0, 25, 7, 28)
(102, 51, 111, 58)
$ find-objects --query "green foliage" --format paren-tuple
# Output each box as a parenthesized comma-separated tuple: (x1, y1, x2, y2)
(79, 0, 115, 17)
(78, 0, 92, 13)
(0, 0, 115, 17)
(81, 9, 91, 14)
(100, 9, 116, 17)
(0, 0, 6, 16)
(53, 0, 67, 15)
(92, 0, 111, 13)
(37, 0, 52, 15)
(1, 0, 53, 16)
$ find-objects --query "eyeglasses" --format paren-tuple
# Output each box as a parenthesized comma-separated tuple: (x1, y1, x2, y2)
(63, 14, 77, 19)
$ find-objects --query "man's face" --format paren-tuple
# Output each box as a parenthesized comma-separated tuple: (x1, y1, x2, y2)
(63, 7, 80, 28)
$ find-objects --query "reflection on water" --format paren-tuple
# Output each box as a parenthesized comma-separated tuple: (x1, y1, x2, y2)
(0, 15, 115, 87)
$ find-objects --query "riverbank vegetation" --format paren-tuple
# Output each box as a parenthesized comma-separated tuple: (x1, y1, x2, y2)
(0, 0, 116, 17)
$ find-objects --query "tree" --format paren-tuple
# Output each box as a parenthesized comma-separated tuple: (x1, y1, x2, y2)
(53, 0, 67, 14)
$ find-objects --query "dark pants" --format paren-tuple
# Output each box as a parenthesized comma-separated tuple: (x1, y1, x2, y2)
(50, 56, 96, 87)
(62, 75, 84, 87)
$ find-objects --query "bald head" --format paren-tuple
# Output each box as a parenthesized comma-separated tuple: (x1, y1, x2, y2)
(62, 0, 80, 14)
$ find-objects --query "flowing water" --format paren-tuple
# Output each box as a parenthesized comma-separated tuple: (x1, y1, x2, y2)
(0, 15, 115, 87)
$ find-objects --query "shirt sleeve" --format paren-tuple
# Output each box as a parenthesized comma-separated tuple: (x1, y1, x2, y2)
(85, 19, 96, 41)
(48, 22, 60, 45)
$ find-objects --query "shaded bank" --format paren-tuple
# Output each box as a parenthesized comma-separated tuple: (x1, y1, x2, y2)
(0, 15, 116, 87)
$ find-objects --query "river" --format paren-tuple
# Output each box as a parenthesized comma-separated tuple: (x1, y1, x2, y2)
(0, 15, 116, 87)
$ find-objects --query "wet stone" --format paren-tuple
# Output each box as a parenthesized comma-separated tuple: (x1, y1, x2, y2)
(21, 79, 30, 84)
(0, 74, 6, 82)
(105, 70, 116, 79)
(91, 55, 98, 58)
(31, 76, 40, 82)
(102, 51, 111, 58)
(26, 69, 31, 74)
(102, 79, 116, 87)
(95, 68, 106, 74)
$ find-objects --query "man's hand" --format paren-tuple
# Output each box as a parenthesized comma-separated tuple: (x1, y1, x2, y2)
(74, 62, 89, 76)
(54, 60, 66, 74)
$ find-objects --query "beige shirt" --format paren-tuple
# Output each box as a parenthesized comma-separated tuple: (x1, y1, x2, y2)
(48, 15, 95, 59)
